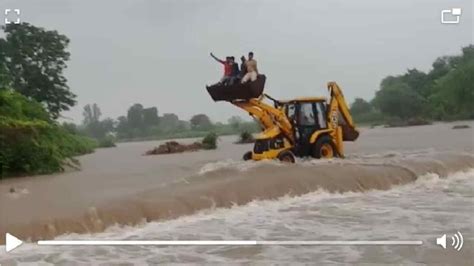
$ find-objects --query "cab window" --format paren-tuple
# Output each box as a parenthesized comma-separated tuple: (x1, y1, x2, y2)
(286, 104, 296, 119)
(299, 103, 316, 126)
(315, 102, 327, 128)
(287, 104, 296, 122)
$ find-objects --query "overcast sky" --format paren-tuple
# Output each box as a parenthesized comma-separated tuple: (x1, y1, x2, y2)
(1, 0, 472, 123)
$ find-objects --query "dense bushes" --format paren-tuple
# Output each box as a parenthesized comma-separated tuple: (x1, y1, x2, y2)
(97, 136, 117, 148)
(0, 90, 96, 177)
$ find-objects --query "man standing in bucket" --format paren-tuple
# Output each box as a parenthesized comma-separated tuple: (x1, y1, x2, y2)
(210, 52, 232, 85)
(241, 52, 258, 83)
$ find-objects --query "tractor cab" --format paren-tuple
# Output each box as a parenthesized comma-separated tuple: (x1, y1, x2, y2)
(281, 98, 330, 157)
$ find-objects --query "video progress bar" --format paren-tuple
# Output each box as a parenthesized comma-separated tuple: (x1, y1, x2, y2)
(37, 240, 423, 246)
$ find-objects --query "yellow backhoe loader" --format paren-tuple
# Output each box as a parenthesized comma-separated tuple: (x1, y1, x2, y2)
(206, 75, 359, 162)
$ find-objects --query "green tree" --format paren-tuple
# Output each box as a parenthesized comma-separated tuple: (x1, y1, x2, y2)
(429, 56, 452, 81)
(143, 107, 159, 127)
(115, 116, 130, 138)
(373, 82, 424, 119)
(190, 114, 212, 130)
(402, 69, 430, 97)
(160, 113, 180, 131)
(1, 23, 76, 118)
(82, 104, 115, 139)
(176, 120, 190, 131)
(100, 118, 116, 134)
(82, 104, 101, 126)
(371, 45, 474, 122)
(461, 45, 474, 61)
(82, 104, 102, 139)
(429, 48, 474, 119)
(127, 103, 144, 129)
(0, 39, 10, 88)
(350, 98, 372, 115)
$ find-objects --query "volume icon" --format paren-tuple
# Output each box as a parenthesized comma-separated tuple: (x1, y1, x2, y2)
(436, 234, 446, 249)
(451, 231, 463, 251)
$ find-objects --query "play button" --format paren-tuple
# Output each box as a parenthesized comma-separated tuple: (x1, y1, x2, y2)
(5, 233, 23, 252)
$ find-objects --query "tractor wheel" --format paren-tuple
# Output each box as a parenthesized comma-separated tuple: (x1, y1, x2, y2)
(277, 150, 296, 163)
(243, 151, 253, 161)
(313, 136, 337, 159)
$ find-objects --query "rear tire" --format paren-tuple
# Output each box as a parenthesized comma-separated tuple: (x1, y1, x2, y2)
(313, 135, 337, 159)
(243, 151, 252, 161)
(277, 150, 296, 163)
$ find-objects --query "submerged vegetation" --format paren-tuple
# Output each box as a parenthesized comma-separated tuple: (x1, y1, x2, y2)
(350, 45, 474, 126)
(201, 132, 218, 150)
(235, 131, 255, 144)
(144, 132, 218, 155)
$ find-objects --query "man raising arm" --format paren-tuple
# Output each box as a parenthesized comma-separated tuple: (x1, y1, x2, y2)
(210, 52, 232, 85)
(210, 52, 225, 64)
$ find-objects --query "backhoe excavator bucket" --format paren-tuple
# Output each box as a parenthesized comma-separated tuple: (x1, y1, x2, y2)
(341, 124, 359, 141)
(206, 75, 266, 102)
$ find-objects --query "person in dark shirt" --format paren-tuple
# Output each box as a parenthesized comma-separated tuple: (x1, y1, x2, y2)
(239, 56, 247, 78)
(229, 56, 240, 85)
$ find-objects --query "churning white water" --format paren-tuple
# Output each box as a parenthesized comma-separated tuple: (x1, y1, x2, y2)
(1, 169, 473, 265)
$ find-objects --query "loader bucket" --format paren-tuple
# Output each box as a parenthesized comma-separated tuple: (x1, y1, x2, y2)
(206, 75, 266, 102)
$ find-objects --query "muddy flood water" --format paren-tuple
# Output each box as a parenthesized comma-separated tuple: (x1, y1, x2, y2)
(1, 121, 473, 265)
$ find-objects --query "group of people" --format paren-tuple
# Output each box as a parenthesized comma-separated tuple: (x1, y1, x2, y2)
(210, 51, 258, 86)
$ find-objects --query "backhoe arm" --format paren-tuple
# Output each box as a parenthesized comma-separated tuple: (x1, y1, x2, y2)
(327, 82, 359, 141)
(327, 82, 355, 128)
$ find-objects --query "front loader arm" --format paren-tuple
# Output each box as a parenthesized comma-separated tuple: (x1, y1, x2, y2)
(232, 97, 294, 143)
